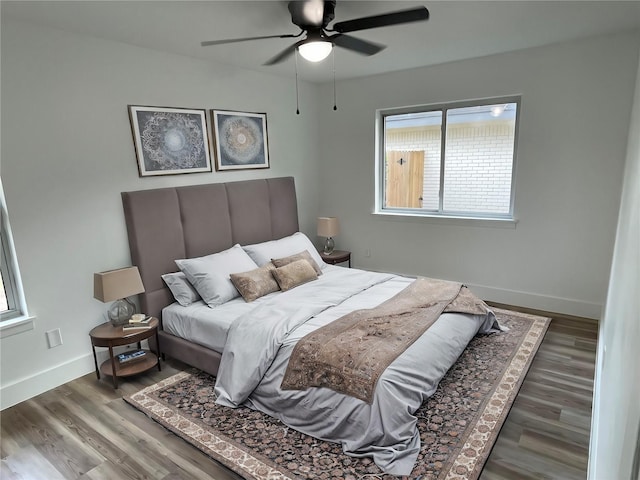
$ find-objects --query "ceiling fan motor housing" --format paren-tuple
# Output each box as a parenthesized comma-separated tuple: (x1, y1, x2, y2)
(288, 0, 336, 29)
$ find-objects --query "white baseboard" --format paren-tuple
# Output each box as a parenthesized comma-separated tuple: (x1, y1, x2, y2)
(1, 353, 95, 410)
(361, 268, 602, 319)
(467, 282, 602, 320)
(1, 342, 151, 411)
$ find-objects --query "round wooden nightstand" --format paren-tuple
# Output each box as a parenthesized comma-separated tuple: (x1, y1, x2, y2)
(319, 249, 351, 267)
(89, 317, 161, 389)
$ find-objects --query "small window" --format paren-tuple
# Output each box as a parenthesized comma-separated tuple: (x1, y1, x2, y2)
(376, 97, 520, 221)
(1, 241, 15, 313)
(1, 179, 26, 322)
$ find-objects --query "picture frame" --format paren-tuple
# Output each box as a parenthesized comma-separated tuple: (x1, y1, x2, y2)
(211, 110, 270, 171)
(128, 105, 212, 177)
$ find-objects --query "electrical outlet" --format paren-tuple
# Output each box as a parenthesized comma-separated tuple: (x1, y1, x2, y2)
(365, 248, 371, 257)
(46, 328, 63, 348)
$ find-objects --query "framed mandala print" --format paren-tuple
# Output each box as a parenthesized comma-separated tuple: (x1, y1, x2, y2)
(211, 110, 270, 171)
(128, 105, 212, 177)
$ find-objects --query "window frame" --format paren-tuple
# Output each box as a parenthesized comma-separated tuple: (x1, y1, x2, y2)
(1, 223, 20, 318)
(375, 95, 521, 224)
(0, 178, 33, 336)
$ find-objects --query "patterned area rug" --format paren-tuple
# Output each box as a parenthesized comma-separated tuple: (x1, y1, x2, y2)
(125, 308, 549, 480)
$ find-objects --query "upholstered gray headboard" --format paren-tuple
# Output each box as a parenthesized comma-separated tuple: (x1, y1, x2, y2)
(122, 177, 299, 322)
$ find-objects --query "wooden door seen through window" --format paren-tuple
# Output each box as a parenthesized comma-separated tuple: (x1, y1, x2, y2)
(385, 151, 424, 208)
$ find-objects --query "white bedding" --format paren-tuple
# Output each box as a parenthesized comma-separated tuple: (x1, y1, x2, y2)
(161, 264, 334, 352)
(213, 266, 499, 475)
(161, 292, 276, 353)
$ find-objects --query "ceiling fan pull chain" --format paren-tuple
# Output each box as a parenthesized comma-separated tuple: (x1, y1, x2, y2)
(332, 47, 337, 111)
(295, 50, 300, 115)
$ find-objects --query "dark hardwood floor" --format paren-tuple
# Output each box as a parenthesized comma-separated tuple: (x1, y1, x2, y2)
(1, 309, 597, 480)
(482, 306, 597, 480)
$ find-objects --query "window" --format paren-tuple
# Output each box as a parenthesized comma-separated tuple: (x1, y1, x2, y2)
(375, 96, 520, 222)
(0, 233, 17, 314)
(1, 178, 28, 325)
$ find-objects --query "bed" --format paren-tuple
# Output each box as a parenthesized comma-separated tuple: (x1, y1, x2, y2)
(122, 177, 499, 475)
(122, 177, 299, 376)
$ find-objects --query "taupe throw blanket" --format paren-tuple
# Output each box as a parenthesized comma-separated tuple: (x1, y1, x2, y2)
(280, 277, 491, 403)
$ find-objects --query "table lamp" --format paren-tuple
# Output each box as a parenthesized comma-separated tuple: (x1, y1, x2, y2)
(94, 267, 145, 326)
(317, 217, 340, 255)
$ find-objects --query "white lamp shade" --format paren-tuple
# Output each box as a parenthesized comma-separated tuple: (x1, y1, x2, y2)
(317, 217, 340, 238)
(94, 267, 145, 303)
(298, 41, 332, 62)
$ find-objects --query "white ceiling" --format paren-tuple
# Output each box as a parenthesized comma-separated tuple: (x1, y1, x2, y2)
(3, 1, 640, 83)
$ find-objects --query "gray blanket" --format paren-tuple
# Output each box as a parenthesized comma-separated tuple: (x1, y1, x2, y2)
(214, 267, 499, 475)
(280, 277, 492, 403)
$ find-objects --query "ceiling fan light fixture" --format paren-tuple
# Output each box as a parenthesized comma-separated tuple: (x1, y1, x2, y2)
(298, 41, 333, 62)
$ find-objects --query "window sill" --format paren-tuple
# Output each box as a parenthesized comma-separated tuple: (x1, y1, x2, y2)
(0, 315, 36, 338)
(373, 210, 518, 229)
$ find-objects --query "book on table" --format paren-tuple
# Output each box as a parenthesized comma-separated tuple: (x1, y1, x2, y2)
(128, 315, 152, 325)
(117, 349, 146, 364)
(123, 317, 153, 331)
(122, 324, 152, 332)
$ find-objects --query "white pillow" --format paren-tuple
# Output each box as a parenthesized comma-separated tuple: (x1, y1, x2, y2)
(243, 232, 326, 269)
(175, 244, 259, 308)
(161, 272, 201, 306)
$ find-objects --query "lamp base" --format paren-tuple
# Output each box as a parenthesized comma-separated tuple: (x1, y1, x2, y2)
(108, 298, 135, 326)
(323, 237, 335, 255)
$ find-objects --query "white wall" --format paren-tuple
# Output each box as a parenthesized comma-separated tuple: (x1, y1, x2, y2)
(589, 48, 640, 480)
(317, 31, 640, 318)
(0, 19, 321, 409)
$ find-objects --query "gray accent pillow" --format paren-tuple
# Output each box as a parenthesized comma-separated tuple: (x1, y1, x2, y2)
(161, 271, 201, 306)
(175, 244, 259, 308)
(230, 263, 280, 302)
(272, 259, 318, 291)
(272, 250, 323, 276)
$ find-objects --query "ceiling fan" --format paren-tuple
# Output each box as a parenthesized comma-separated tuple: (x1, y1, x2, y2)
(201, 0, 430, 65)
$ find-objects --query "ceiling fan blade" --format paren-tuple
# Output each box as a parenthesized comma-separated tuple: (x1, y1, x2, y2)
(263, 41, 301, 65)
(331, 6, 429, 34)
(331, 34, 385, 56)
(201, 32, 300, 47)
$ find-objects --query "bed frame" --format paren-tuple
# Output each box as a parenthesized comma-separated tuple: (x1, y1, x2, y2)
(121, 177, 299, 375)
